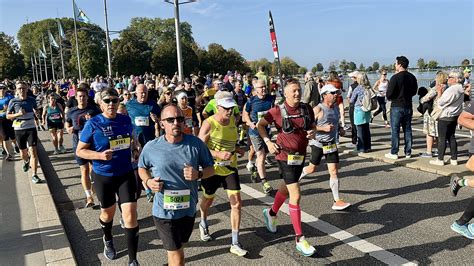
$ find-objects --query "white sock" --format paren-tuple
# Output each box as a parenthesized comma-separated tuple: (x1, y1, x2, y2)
(85, 189, 92, 197)
(330, 178, 340, 201)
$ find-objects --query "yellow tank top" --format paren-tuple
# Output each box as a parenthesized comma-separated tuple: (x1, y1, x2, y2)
(207, 115, 238, 176)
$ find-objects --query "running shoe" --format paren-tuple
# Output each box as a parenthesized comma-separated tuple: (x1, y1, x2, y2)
(450, 175, 462, 197)
(85, 197, 95, 208)
(59, 145, 66, 153)
(384, 153, 398, 160)
(14, 145, 20, 154)
(230, 242, 248, 257)
(246, 161, 254, 172)
(265, 157, 275, 166)
(405, 154, 411, 159)
(468, 223, 474, 235)
(146, 190, 154, 203)
(262, 181, 273, 194)
(129, 259, 140, 266)
(295, 236, 316, 257)
(419, 152, 433, 158)
(5, 154, 13, 161)
(263, 208, 277, 233)
(450, 159, 458, 166)
(103, 236, 117, 260)
(199, 223, 212, 242)
(22, 160, 30, 172)
(31, 175, 42, 184)
(451, 222, 474, 239)
(1, 149, 5, 155)
(332, 200, 351, 211)
(343, 125, 351, 131)
(429, 159, 444, 166)
(53, 149, 59, 155)
(433, 150, 439, 157)
(345, 143, 355, 149)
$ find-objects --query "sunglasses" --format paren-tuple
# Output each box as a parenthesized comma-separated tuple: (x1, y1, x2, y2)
(165, 92, 172, 95)
(162, 116, 185, 123)
(103, 98, 119, 104)
(123, 93, 130, 96)
(220, 106, 233, 111)
(328, 91, 338, 95)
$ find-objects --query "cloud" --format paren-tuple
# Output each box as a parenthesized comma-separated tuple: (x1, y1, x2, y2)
(184, 2, 220, 16)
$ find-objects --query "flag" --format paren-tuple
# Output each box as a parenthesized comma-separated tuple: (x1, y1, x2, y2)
(74, 0, 90, 24)
(48, 30, 59, 48)
(269, 11, 280, 60)
(38, 48, 47, 59)
(57, 20, 66, 40)
(42, 37, 47, 55)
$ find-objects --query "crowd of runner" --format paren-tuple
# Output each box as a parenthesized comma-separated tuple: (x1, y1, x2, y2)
(0, 56, 473, 265)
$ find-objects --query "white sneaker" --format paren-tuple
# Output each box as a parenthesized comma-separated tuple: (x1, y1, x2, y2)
(263, 208, 277, 233)
(345, 143, 355, 149)
(199, 223, 212, 242)
(384, 153, 398, 160)
(246, 161, 254, 172)
(295, 236, 315, 257)
(230, 242, 248, 257)
(429, 159, 444, 166)
(53, 149, 59, 155)
(450, 159, 458, 166)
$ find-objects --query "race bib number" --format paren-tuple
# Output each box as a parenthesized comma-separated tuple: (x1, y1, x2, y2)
(134, 116, 149, 127)
(322, 143, 337, 154)
(163, 189, 190, 210)
(257, 111, 268, 120)
(50, 113, 61, 120)
(185, 118, 193, 128)
(287, 154, 304, 165)
(215, 160, 231, 166)
(13, 120, 24, 128)
(109, 135, 131, 151)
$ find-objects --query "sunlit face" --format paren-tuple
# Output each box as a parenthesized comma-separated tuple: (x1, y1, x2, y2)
(100, 96, 119, 116)
(76, 91, 88, 106)
(161, 106, 184, 137)
(284, 83, 301, 104)
(218, 105, 233, 119)
(136, 85, 148, 103)
(179, 96, 188, 107)
(256, 84, 267, 98)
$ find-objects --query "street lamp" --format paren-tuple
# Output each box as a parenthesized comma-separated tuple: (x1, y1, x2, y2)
(164, 0, 197, 82)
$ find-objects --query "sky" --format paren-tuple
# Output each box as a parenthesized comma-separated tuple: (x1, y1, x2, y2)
(0, 0, 473, 69)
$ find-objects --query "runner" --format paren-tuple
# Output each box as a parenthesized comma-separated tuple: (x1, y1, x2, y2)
(198, 91, 248, 256)
(176, 92, 198, 135)
(299, 84, 351, 210)
(138, 104, 214, 265)
(6, 81, 42, 183)
(257, 78, 317, 256)
(243, 79, 275, 194)
(125, 83, 161, 202)
(371, 70, 390, 127)
(76, 88, 140, 265)
(42, 93, 66, 154)
(0, 83, 15, 160)
(65, 83, 101, 207)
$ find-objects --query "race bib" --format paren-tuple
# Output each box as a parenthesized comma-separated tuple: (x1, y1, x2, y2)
(322, 143, 337, 154)
(13, 120, 24, 128)
(185, 118, 193, 128)
(134, 116, 149, 127)
(109, 135, 131, 151)
(163, 189, 190, 210)
(257, 111, 268, 120)
(287, 154, 304, 165)
(50, 113, 61, 120)
(215, 160, 231, 166)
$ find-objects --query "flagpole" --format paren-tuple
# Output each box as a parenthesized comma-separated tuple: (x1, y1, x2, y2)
(58, 21, 66, 80)
(31, 56, 36, 83)
(49, 36, 56, 81)
(72, 0, 83, 80)
(103, 0, 112, 77)
(34, 53, 40, 82)
(38, 51, 44, 82)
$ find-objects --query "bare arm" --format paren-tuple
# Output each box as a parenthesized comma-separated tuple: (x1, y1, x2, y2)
(458, 111, 474, 130)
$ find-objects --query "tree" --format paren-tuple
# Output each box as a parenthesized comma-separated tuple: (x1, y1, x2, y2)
(151, 40, 198, 77)
(339, 59, 348, 73)
(348, 61, 357, 71)
(427, 60, 439, 69)
(358, 63, 365, 71)
(316, 63, 324, 72)
(417, 58, 426, 70)
(298, 67, 308, 75)
(328, 63, 336, 72)
(0, 32, 25, 79)
(372, 61, 380, 71)
(111, 30, 152, 76)
(280, 57, 300, 76)
(461, 58, 470, 67)
(248, 58, 272, 75)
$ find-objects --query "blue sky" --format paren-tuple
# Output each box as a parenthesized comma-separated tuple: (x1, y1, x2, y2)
(1, 0, 473, 69)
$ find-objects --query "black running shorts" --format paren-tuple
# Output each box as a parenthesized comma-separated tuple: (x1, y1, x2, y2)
(0, 118, 15, 141)
(153, 215, 195, 251)
(200, 172, 241, 197)
(309, 145, 339, 166)
(277, 159, 305, 185)
(91, 170, 138, 209)
(15, 128, 38, 149)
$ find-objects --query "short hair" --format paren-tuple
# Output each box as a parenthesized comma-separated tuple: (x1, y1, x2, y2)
(76, 83, 89, 95)
(284, 77, 301, 91)
(396, 56, 409, 69)
(448, 71, 463, 84)
(99, 88, 119, 101)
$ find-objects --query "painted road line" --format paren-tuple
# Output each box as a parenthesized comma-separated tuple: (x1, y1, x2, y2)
(371, 122, 471, 138)
(239, 184, 416, 265)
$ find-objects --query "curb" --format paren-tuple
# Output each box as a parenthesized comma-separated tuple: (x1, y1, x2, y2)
(35, 139, 76, 265)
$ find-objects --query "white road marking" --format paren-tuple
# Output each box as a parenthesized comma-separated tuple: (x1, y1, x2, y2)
(239, 184, 416, 265)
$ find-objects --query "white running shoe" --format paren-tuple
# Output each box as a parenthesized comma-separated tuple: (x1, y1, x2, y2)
(384, 153, 398, 160)
(332, 200, 351, 211)
(230, 242, 248, 257)
(295, 236, 315, 257)
(199, 223, 212, 242)
(263, 208, 277, 233)
(246, 161, 254, 172)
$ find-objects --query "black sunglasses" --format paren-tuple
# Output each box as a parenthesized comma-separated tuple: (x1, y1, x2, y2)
(103, 98, 119, 104)
(220, 106, 233, 111)
(162, 116, 185, 123)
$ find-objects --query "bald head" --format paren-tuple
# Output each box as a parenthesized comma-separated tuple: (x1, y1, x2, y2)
(135, 84, 148, 103)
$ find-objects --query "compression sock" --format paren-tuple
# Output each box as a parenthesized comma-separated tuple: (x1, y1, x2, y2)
(330, 177, 340, 201)
(289, 204, 302, 236)
(231, 230, 239, 245)
(270, 191, 287, 216)
(125, 226, 139, 263)
(99, 219, 113, 241)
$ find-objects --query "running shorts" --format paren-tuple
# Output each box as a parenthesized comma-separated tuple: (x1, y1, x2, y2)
(277, 159, 305, 185)
(0, 118, 15, 141)
(201, 172, 240, 197)
(91, 170, 138, 209)
(153, 215, 195, 251)
(15, 128, 38, 149)
(309, 145, 340, 166)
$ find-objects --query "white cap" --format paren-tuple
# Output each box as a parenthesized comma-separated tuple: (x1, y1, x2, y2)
(176, 92, 187, 101)
(348, 71, 360, 78)
(215, 91, 236, 108)
(320, 84, 339, 95)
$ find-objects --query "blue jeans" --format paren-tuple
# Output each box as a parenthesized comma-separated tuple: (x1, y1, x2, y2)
(390, 106, 413, 155)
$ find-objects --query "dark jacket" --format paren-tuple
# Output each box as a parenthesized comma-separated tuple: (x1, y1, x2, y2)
(386, 71, 418, 108)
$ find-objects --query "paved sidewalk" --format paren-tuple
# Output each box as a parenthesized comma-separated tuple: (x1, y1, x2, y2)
(0, 139, 75, 266)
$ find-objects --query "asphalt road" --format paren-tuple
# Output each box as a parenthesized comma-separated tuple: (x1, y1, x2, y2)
(37, 110, 474, 265)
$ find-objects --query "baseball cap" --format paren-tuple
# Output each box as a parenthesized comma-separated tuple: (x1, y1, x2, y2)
(215, 91, 236, 108)
(320, 84, 339, 95)
(176, 92, 187, 101)
(348, 71, 360, 78)
(464, 68, 472, 74)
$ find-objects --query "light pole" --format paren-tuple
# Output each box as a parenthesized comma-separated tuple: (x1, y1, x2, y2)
(164, 0, 196, 82)
(103, 0, 112, 77)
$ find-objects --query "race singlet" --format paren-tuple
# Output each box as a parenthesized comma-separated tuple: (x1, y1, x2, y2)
(134, 116, 149, 127)
(109, 134, 131, 151)
(49, 113, 61, 120)
(163, 189, 190, 210)
(287, 154, 304, 165)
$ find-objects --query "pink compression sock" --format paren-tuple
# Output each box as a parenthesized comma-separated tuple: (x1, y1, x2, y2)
(271, 191, 287, 215)
(289, 203, 302, 236)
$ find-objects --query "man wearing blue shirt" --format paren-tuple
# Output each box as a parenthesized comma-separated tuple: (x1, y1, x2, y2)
(138, 104, 214, 266)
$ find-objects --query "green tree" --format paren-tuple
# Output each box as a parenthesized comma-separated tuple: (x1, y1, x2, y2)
(111, 30, 152, 76)
(339, 59, 348, 73)
(427, 60, 439, 69)
(0, 32, 25, 79)
(461, 58, 470, 67)
(417, 58, 426, 70)
(315, 63, 324, 72)
(248, 58, 272, 75)
(298, 67, 308, 75)
(372, 61, 380, 71)
(151, 40, 198, 77)
(348, 61, 357, 71)
(204, 43, 250, 74)
(280, 57, 300, 76)
(328, 63, 336, 72)
(358, 63, 365, 71)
